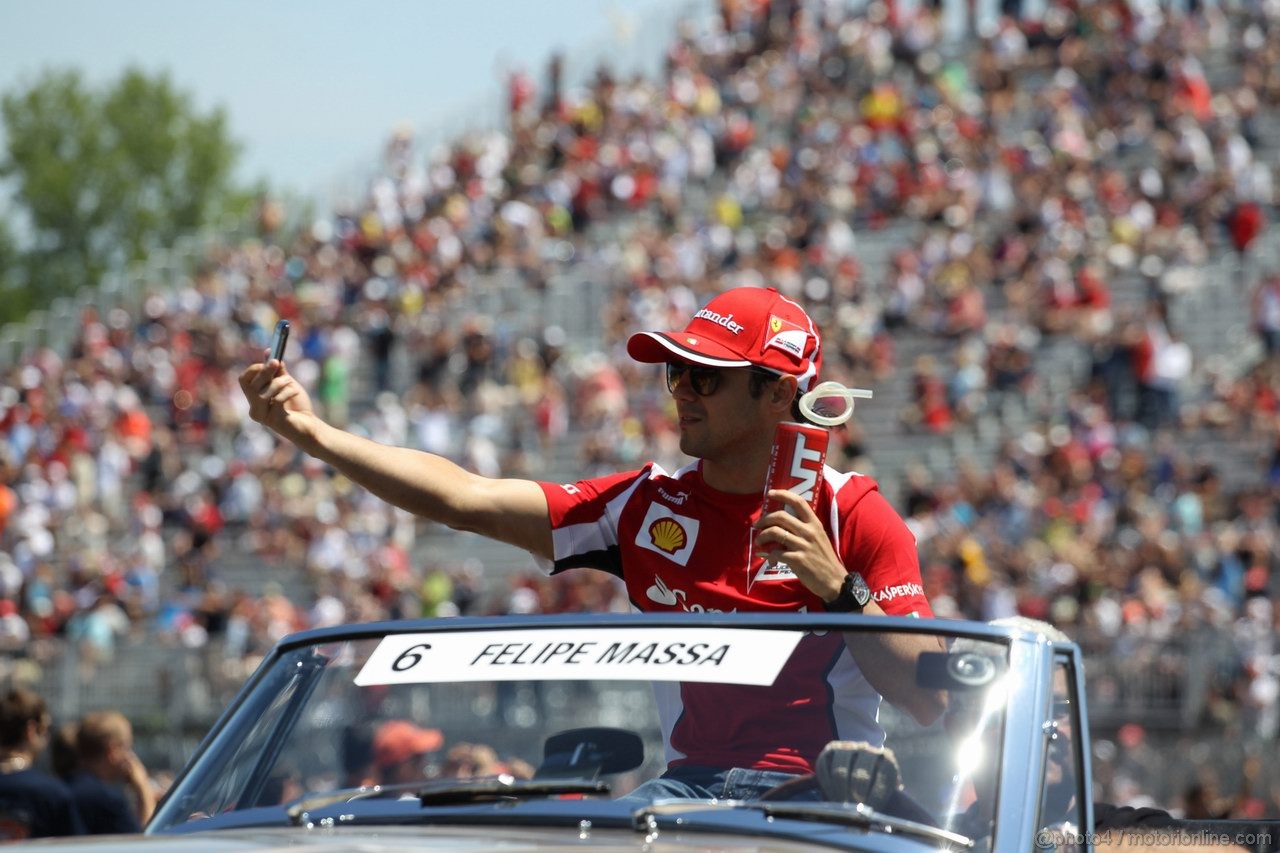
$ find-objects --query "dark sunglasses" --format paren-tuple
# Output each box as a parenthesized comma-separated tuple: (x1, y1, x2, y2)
(665, 362, 780, 396)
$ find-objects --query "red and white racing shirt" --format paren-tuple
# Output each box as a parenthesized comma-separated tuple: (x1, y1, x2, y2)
(536, 460, 932, 775)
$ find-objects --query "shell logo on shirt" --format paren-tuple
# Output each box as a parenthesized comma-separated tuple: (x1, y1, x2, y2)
(649, 518, 687, 553)
(636, 503, 700, 566)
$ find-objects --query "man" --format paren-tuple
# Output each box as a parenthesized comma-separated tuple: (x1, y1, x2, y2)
(240, 285, 943, 799)
(371, 721, 444, 786)
(0, 687, 83, 839)
(67, 711, 155, 834)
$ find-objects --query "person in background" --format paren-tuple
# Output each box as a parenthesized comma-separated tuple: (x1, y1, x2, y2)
(66, 710, 155, 834)
(371, 720, 444, 786)
(0, 687, 83, 839)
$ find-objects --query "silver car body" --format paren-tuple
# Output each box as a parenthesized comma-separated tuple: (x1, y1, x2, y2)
(28, 614, 1094, 852)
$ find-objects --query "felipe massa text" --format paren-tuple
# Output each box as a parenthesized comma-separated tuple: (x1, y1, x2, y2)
(471, 641, 733, 667)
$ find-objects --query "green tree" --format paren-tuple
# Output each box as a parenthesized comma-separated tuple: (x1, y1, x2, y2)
(0, 219, 30, 325)
(0, 68, 248, 321)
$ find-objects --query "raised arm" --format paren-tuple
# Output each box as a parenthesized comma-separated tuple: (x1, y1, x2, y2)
(239, 358, 553, 560)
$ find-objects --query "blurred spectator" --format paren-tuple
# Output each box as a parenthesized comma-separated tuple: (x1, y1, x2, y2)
(372, 721, 444, 786)
(0, 687, 83, 839)
(65, 710, 155, 834)
(1253, 272, 1280, 356)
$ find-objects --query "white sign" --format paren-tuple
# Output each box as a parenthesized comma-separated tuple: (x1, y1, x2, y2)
(354, 627, 802, 687)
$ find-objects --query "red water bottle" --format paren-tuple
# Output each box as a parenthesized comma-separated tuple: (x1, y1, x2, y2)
(761, 421, 829, 516)
(752, 422, 829, 587)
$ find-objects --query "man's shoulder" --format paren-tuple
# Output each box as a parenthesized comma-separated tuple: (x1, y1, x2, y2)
(69, 772, 137, 833)
(69, 771, 122, 798)
(589, 461, 701, 499)
(541, 462, 695, 526)
(0, 769, 73, 800)
(548, 461, 682, 492)
(824, 468, 880, 505)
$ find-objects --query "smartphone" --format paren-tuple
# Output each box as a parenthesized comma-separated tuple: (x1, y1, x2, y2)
(266, 319, 290, 363)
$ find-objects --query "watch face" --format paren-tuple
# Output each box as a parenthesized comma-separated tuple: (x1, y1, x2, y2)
(851, 574, 872, 607)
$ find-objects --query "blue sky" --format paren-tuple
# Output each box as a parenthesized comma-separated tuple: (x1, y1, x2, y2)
(0, 0, 696, 205)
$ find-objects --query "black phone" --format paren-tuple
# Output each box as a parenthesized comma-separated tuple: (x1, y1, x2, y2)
(266, 320, 290, 363)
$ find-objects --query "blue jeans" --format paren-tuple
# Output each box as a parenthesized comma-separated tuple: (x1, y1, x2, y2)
(621, 764, 817, 802)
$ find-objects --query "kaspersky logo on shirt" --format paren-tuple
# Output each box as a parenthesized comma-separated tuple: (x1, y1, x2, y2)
(635, 503, 699, 566)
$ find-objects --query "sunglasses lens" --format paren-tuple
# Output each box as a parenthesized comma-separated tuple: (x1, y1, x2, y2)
(690, 368, 718, 395)
(666, 363, 720, 396)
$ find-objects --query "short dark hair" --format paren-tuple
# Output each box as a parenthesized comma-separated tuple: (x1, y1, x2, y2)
(0, 687, 49, 748)
(51, 722, 79, 780)
(746, 371, 806, 422)
(76, 711, 131, 761)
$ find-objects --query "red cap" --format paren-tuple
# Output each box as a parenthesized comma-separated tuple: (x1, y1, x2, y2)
(627, 287, 822, 391)
(373, 720, 443, 768)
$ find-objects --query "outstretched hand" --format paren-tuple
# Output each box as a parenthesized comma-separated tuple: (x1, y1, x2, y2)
(754, 489, 846, 603)
(238, 355, 317, 444)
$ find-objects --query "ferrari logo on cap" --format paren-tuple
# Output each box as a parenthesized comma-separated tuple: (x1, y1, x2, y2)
(765, 314, 808, 358)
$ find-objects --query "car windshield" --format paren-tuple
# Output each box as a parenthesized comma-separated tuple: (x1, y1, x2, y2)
(150, 617, 1010, 847)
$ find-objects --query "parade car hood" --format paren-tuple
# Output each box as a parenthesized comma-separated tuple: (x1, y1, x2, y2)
(28, 823, 889, 852)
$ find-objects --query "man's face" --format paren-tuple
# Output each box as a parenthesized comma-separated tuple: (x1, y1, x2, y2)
(382, 752, 430, 786)
(665, 362, 783, 461)
(107, 726, 136, 780)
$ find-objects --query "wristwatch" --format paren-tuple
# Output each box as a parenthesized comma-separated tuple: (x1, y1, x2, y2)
(823, 572, 872, 613)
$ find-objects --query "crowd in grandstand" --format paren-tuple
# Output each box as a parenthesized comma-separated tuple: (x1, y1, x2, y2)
(1, 0, 1280, 816)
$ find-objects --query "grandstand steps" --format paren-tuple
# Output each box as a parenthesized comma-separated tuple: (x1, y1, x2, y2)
(35, 633, 231, 751)
(543, 264, 615, 344)
(1028, 334, 1092, 417)
(1108, 272, 1152, 310)
(1175, 429, 1270, 488)
(1171, 252, 1261, 373)
(857, 331, 968, 503)
(414, 526, 543, 580)
(852, 221, 918, 279)
(543, 425, 595, 481)
(203, 542, 314, 603)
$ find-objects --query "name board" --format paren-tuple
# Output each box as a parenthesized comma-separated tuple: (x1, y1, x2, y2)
(355, 627, 802, 687)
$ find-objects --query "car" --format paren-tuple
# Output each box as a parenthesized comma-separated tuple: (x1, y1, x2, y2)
(21, 613, 1155, 851)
